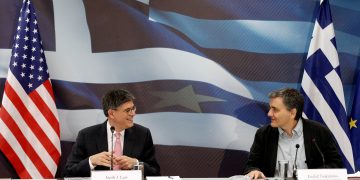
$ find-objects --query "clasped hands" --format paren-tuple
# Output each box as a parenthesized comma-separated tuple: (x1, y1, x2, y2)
(89, 151, 138, 170)
(246, 170, 266, 180)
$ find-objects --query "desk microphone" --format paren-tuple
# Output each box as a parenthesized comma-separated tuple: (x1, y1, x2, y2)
(293, 144, 300, 178)
(312, 138, 325, 168)
(110, 126, 115, 170)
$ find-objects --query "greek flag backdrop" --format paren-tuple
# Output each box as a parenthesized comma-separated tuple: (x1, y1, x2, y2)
(300, 0, 355, 172)
(0, 0, 360, 173)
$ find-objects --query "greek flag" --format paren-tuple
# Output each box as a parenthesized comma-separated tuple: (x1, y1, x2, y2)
(300, 0, 355, 172)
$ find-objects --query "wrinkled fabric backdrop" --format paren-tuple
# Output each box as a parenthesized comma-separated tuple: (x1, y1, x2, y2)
(0, 0, 360, 168)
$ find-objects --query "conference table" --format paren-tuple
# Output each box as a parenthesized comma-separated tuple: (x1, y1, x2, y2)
(63, 178, 230, 180)
(6, 174, 360, 180)
(59, 177, 292, 180)
(4, 179, 230, 180)
(61, 176, 358, 180)
(182, 179, 228, 180)
(5, 177, 359, 180)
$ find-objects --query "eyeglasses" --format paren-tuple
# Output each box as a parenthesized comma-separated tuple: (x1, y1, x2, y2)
(112, 105, 137, 114)
(123, 106, 136, 113)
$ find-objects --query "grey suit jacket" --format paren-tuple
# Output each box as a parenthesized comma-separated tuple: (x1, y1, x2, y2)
(243, 119, 343, 177)
(63, 121, 160, 177)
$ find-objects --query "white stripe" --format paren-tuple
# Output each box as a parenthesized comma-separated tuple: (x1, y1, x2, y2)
(2, 94, 58, 173)
(59, 109, 257, 151)
(321, 23, 339, 68)
(0, 118, 42, 178)
(0, 49, 11, 77)
(36, 84, 60, 124)
(325, 70, 346, 110)
(7, 72, 61, 153)
(137, 112, 257, 151)
(46, 48, 253, 100)
(306, 21, 321, 58)
(301, 71, 355, 170)
(136, 0, 149, 5)
(307, 21, 339, 68)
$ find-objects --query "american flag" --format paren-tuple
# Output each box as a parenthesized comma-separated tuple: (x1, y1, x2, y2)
(300, 0, 355, 172)
(0, 0, 60, 178)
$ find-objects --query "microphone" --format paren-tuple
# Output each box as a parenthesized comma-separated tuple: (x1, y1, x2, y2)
(312, 138, 325, 168)
(293, 144, 300, 178)
(110, 126, 115, 170)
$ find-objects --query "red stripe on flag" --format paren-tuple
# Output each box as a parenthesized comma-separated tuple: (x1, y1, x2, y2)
(0, 107, 53, 178)
(30, 89, 60, 138)
(0, 133, 32, 179)
(4, 81, 60, 162)
(43, 80, 56, 101)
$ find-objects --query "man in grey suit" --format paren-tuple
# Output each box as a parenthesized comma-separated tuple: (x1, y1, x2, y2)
(63, 89, 160, 177)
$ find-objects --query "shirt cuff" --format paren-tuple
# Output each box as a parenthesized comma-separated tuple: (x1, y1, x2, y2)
(89, 158, 96, 170)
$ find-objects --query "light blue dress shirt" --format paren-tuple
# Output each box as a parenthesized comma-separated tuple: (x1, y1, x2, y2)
(276, 118, 308, 177)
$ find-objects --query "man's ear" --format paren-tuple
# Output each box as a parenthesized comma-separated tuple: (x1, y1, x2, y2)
(107, 109, 114, 118)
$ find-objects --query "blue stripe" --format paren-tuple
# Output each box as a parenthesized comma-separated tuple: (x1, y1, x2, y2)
(331, 0, 360, 11)
(151, 0, 360, 21)
(151, 0, 318, 21)
(149, 8, 360, 55)
(317, 0, 332, 29)
(51, 79, 271, 128)
(150, 0, 360, 36)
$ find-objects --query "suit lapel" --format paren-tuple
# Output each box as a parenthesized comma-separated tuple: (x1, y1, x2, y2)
(302, 119, 314, 165)
(123, 126, 135, 157)
(269, 128, 279, 175)
(96, 121, 108, 152)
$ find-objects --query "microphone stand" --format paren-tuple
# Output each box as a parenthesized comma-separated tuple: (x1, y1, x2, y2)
(312, 138, 325, 168)
(110, 126, 115, 170)
(293, 144, 300, 178)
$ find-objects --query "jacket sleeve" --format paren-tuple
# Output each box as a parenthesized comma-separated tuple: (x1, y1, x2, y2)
(62, 130, 92, 177)
(141, 129, 161, 176)
(305, 120, 344, 169)
(321, 127, 343, 168)
(243, 128, 264, 175)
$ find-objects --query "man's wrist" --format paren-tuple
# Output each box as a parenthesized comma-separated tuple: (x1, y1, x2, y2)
(134, 158, 139, 165)
(89, 156, 96, 169)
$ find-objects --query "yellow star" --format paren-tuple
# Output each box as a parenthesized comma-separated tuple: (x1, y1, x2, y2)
(349, 118, 357, 129)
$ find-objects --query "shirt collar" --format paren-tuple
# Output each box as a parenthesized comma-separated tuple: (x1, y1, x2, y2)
(278, 118, 303, 138)
(107, 120, 125, 136)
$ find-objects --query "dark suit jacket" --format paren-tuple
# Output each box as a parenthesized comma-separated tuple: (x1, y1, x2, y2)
(63, 121, 160, 177)
(243, 119, 343, 177)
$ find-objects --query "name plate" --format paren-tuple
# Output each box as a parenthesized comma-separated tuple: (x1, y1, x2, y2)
(91, 170, 141, 180)
(297, 169, 347, 180)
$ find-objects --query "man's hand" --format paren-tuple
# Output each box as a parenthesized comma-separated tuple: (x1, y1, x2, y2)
(113, 155, 138, 170)
(246, 170, 266, 180)
(89, 151, 112, 167)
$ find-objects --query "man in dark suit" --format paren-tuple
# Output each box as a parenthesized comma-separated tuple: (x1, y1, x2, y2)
(63, 89, 160, 177)
(244, 88, 343, 179)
